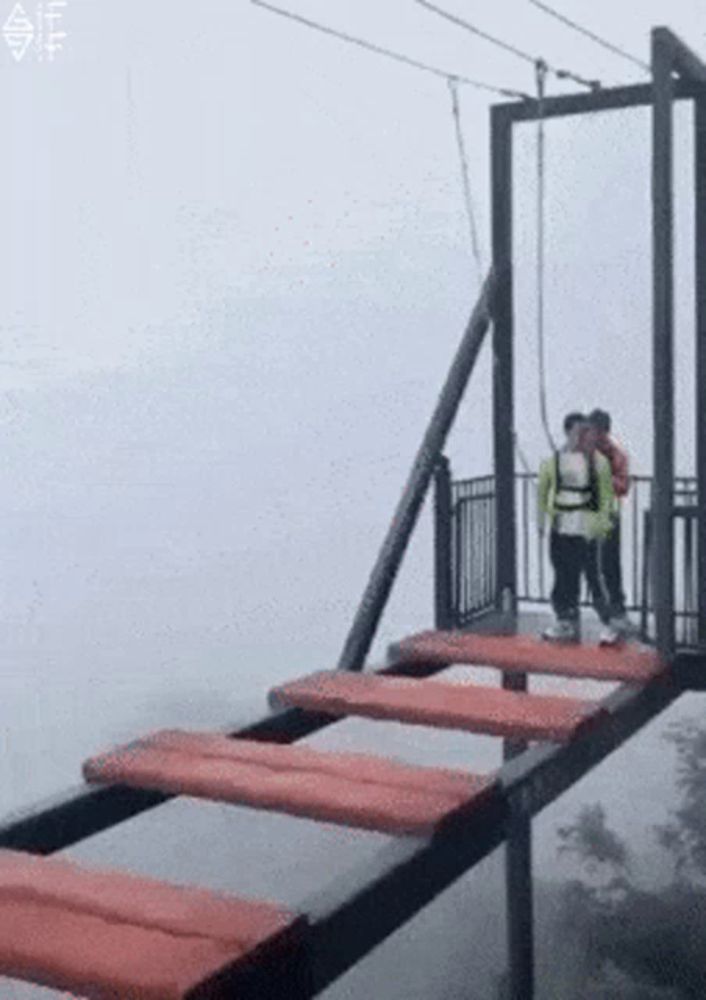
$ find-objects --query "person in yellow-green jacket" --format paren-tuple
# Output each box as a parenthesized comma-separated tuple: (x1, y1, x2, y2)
(538, 412, 619, 646)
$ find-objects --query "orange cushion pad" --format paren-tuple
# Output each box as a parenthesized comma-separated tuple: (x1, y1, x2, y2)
(0, 849, 303, 999)
(84, 730, 493, 836)
(272, 672, 605, 743)
(393, 631, 666, 684)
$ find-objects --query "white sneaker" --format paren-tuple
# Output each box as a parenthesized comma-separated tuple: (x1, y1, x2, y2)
(542, 620, 579, 643)
(611, 615, 635, 637)
(599, 625, 622, 647)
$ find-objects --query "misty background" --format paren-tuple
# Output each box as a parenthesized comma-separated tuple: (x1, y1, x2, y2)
(1, 1, 705, 996)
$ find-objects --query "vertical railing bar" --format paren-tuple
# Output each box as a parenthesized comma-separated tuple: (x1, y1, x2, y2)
(484, 496, 490, 608)
(632, 480, 639, 610)
(456, 502, 463, 625)
(456, 488, 462, 621)
(485, 496, 495, 607)
(434, 457, 453, 630)
(641, 509, 652, 643)
(519, 477, 526, 601)
(537, 504, 545, 600)
(463, 501, 469, 623)
(471, 496, 477, 615)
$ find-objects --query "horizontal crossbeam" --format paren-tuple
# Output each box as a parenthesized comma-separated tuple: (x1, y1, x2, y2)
(495, 77, 704, 124)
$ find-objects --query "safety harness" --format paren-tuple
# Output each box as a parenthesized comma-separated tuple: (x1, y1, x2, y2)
(553, 450, 599, 513)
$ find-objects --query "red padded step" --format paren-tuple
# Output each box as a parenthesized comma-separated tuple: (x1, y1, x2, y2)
(84, 729, 493, 835)
(0, 849, 303, 999)
(272, 672, 605, 743)
(391, 630, 666, 684)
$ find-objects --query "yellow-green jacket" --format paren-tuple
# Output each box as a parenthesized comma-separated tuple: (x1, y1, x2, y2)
(537, 450, 615, 540)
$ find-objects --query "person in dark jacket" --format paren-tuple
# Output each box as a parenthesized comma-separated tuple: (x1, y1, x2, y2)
(585, 408, 632, 635)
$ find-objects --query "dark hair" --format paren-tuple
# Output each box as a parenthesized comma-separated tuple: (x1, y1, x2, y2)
(563, 412, 586, 434)
(588, 408, 611, 433)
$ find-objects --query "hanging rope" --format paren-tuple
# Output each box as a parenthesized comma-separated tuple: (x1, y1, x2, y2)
(535, 59, 556, 454)
(447, 78, 483, 285)
(446, 77, 536, 469)
(444, 76, 534, 471)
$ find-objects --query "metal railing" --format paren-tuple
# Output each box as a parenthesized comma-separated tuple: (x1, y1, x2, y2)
(437, 470, 700, 646)
(643, 503, 700, 647)
(438, 472, 497, 627)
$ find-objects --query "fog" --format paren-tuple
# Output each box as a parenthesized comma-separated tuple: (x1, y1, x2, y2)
(1, 1, 705, 996)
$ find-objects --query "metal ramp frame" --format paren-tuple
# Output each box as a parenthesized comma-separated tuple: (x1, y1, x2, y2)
(0, 628, 702, 997)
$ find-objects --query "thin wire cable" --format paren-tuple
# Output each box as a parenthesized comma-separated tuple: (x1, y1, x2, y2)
(251, 0, 530, 99)
(416, 0, 536, 67)
(447, 80, 532, 466)
(414, 0, 601, 91)
(254, 0, 537, 460)
(447, 78, 483, 284)
(528, 0, 650, 73)
(535, 60, 556, 453)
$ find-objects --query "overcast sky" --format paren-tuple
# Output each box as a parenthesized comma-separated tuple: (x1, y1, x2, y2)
(0, 0, 704, 812)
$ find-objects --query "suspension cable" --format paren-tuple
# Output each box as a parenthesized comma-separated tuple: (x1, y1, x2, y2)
(415, 0, 602, 91)
(251, 0, 530, 98)
(535, 59, 556, 453)
(254, 0, 540, 465)
(528, 0, 650, 74)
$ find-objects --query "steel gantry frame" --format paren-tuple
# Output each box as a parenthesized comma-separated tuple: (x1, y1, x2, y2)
(491, 26, 706, 1000)
(0, 25, 705, 1000)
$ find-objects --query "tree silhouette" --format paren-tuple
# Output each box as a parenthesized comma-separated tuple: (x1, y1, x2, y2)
(555, 719, 706, 999)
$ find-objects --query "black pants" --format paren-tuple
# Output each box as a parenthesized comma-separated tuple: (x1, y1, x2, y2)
(550, 532, 611, 625)
(602, 515, 626, 617)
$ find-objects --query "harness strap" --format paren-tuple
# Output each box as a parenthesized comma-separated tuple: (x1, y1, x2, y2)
(554, 450, 599, 512)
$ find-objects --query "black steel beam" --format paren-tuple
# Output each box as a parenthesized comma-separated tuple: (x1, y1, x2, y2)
(655, 26, 706, 86)
(491, 100, 532, 1000)
(499, 672, 681, 814)
(305, 788, 508, 994)
(0, 784, 169, 856)
(434, 456, 454, 630)
(0, 659, 449, 855)
(652, 28, 676, 658)
(335, 270, 496, 673)
(193, 919, 314, 1000)
(673, 650, 706, 690)
(505, 809, 534, 1000)
(696, 99, 706, 647)
(304, 667, 686, 995)
(495, 79, 703, 125)
(491, 106, 517, 611)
